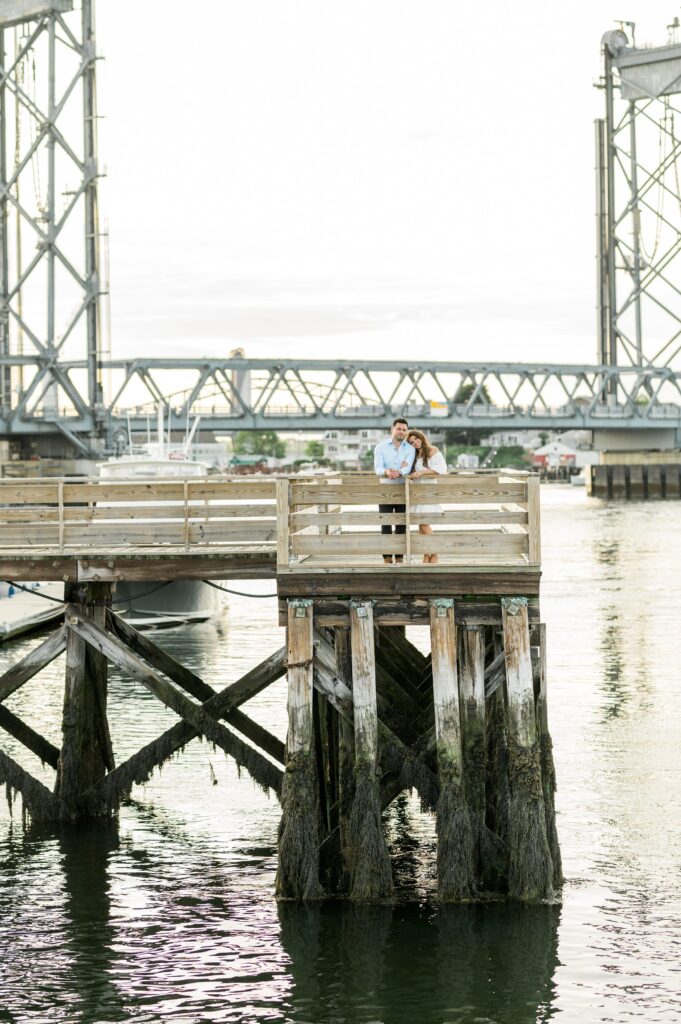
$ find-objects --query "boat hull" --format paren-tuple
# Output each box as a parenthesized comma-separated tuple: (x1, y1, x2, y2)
(113, 580, 222, 628)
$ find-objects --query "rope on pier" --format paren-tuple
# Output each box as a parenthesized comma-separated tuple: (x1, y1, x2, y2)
(2, 580, 174, 606)
(202, 581, 278, 599)
(3, 580, 279, 606)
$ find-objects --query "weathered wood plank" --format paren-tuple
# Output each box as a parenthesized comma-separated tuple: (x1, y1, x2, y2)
(291, 509, 528, 527)
(276, 479, 290, 568)
(0, 502, 277, 523)
(527, 475, 541, 564)
(278, 570, 541, 598)
(293, 598, 541, 628)
(291, 479, 526, 503)
(0, 705, 60, 769)
(1, 521, 279, 548)
(0, 552, 277, 582)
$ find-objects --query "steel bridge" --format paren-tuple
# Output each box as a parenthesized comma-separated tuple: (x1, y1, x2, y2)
(1, 7, 681, 456)
(1, 356, 680, 452)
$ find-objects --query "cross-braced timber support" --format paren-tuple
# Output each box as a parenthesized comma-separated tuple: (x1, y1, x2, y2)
(0, 590, 287, 823)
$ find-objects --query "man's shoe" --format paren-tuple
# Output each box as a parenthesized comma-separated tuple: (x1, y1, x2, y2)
(394, 556, 404, 565)
(383, 555, 393, 565)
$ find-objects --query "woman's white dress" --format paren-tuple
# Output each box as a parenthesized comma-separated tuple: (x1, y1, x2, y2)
(411, 451, 447, 514)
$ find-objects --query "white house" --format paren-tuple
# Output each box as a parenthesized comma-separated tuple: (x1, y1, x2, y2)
(531, 441, 577, 470)
(480, 430, 543, 449)
(323, 428, 385, 467)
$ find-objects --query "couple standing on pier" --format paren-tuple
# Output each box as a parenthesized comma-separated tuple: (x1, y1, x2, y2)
(373, 417, 447, 564)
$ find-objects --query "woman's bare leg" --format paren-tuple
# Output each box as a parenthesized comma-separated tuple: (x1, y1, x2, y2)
(419, 523, 433, 563)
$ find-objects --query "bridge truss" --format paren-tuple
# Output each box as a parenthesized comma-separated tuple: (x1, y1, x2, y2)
(1, 356, 680, 451)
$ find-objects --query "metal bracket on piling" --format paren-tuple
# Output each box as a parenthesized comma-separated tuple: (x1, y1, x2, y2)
(430, 597, 454, 618)
(349, 599, 375, 619)
(501, 597, 528, 616)
(289, 597, 313, 618)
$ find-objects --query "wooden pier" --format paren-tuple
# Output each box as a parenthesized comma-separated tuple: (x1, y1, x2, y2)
(0, 471, 560, 902)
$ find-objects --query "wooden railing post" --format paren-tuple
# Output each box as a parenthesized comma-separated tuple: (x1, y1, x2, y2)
(405, 477, 411, 564)
(58, 479, 64, 554)
(183, 480, 190, 552)
(527, 474, 541, 564)
(276, 477, 290, 568)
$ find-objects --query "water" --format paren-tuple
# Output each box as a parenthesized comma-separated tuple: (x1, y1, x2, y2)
(1, 487, 680, 1024)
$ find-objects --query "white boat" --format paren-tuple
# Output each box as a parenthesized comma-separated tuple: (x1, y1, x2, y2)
(96, 413, 223, 629)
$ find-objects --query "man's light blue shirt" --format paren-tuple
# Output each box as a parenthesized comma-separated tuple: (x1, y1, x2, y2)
(373, 438, 415, 483)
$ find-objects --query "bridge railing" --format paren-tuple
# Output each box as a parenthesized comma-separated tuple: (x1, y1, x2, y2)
(0, 477, 278, 554)
(277, 472, 540, 569)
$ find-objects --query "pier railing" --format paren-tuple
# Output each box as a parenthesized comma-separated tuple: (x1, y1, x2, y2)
(277, 471, 540, 569)
(0, 477, 278, 553)
(0, 471, 540, 569)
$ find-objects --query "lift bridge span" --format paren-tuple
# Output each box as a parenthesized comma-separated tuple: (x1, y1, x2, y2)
(2, 357, 681, 455)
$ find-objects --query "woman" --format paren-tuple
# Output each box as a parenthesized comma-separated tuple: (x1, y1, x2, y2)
(407, 429, 447, 564)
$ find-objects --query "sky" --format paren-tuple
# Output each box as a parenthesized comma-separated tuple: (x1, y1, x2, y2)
(93, 1, 681, 369)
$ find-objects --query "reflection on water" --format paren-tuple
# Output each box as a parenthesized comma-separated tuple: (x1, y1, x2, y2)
(1, 490, 681, 1022)
(278, 901, 559, 1024)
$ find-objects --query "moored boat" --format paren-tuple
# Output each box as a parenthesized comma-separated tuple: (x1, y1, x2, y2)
(96, 417, 224, 628)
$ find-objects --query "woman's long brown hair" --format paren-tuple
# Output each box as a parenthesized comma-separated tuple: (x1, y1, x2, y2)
(407, 429, 435, 468)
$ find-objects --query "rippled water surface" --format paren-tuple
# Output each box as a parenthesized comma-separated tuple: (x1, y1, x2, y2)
(1, 487, 680, 1023)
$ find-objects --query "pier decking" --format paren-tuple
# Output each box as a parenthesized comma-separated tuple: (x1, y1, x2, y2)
(0, 472, 560, 903)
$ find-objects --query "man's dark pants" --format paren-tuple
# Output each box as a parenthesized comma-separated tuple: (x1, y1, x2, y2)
(379, 501, 406, 535)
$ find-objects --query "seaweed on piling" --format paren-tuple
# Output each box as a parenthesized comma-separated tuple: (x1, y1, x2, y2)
(276, 750, 323, 900)
(348, 759, 392, 901)
(540, 730, 562, 889)
(435, 762, 476, 902)
(507, 739, 554, 903)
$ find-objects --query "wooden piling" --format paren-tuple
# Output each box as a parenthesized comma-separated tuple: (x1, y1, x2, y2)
(459, 625, 488, 880)
(55, 582, 114, 820)
(486, 626, 510, 851)
(348, 600, 393, 901)
(501, 597, 554, 902)
(429, 599, 476, 901)
(276, 598, 322, 900)
(629, 465, 644, 498)
(335, 626, 355, 892)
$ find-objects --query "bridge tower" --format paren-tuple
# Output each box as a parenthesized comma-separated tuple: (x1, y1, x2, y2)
(0, 0, 105, 459)
(596, 24, 681, 448)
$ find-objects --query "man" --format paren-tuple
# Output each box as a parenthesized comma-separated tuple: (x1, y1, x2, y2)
(373, 417, 415, 564)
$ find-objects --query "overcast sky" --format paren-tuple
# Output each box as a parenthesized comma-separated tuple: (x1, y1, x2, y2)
(95, 1, 678, 367)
